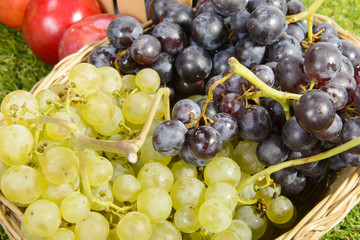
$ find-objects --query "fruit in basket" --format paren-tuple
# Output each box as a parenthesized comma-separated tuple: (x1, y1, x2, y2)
(22, 0, 102, 65)
(0, 0, 31, 29)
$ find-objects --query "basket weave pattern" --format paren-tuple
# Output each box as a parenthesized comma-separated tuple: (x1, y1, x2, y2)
(0, 14, 359, 240)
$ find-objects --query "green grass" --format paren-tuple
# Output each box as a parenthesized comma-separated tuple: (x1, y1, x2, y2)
(0, 0, 360, 239)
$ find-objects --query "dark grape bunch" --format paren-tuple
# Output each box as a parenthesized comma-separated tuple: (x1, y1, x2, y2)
(82, 0, 360, 238)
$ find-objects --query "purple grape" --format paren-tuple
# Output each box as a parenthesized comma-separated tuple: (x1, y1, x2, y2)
(152, 22, 186, 55)
(161, 3, 196, 33)
(149, 0, 178, 24)
(89, 45, 117, 68)
(180, 145, 211, 167)
(321, 83, 348, 111)
(130, 34, 162, 65)
(211, 0, 248, 15)
(256, 134, 289, 166)
(230, 10, 250, 39)
(313, 22, 337, 37)
(115, 50, 141, 74)
(341, 39, 360, 65)
(149, 52, 175, 85)
(212, 46, 235, 76)
(267, 35, 302, 62)
(209, 113, 238, 141)
(172, 99, 202, 126)
(221, 92, 245, 116)
(313, 113, 343, 142)
(341, 117, 360, 155)
(235, 36, 266, 68)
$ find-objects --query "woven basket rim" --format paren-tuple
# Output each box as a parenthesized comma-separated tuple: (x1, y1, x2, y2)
(1, 14, 360, 240)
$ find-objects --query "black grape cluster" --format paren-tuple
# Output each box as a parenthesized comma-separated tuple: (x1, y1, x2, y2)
(89, 0, 360, 198)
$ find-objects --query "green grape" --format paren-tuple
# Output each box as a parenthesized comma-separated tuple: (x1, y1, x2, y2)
(68, 63, 102, 95)
(24, 199, 61, 238)
(255, 185, 281, 203)
(236, 171, 256, 203)
(87, 156, 113, 187)
(0, 124, 34, 165)
(94, 105, 124, 136)
(149, 93, 165, 119)
(234, 205, 267, 240)
(211, 230, 241, 240)
(48, 84, 67, 95)
(205, 182, 238, 210)
(119, 74, 137, 97)
(122, 92, 152, 124)
(47, 228, 75, 240)
(204, 157, 241, 187)
(81, 91, 115, 126)
(107, 228, 119, 240)
(171, 160, 197, 182)
(173, 204, 201, 233)
(150, 220, 181, 240)
(60, 192, 90, 223)
(216, 141, 235, 159)
(148, 118, 164, 135)
(131, 155, 144, 176)
(117, 211, 152, 240)
(41, 180, 75, 205)
(227, 219, 252, 240)
(137, 187, 172, 223)
(21, 221, 45, 240)
(35, 89, 59, 113)
(113, 174, 141, 203)
(170, 177, 205, 210)
(135, 68, 160, 94)
(265, 195, 294, 225)
(198, 199, 233, 233)
(90, 183, 113, 211)
(1, 165, 44, 205)
(0, 159, 9, 190)
(1, 90, 39, 121)
(69, 106, 87, 134)
(234, 141, 264, 174)
(41, 147, 79, 185)
(98, 66, 122, 96)
(137, 162, 174, 192)
(110, 158, 135, 182)
(140, 136, 172, 165)
(75, 212, 110, 240)
(45, 111, 73, 141)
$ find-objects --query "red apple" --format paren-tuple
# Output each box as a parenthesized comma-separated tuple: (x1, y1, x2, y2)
(0, 0, 31, 29)
(22, 0, 102, 65)
(58, 13, 118, 60)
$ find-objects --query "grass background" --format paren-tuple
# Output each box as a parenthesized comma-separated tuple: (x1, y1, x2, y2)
(0, 0, 359, 239)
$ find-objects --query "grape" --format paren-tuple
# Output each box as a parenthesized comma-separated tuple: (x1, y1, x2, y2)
(1, 165, 44, 205)
(282, 116, 318, 152)
(138, 162, 174, 192)
(235, 36, 266, 68)
(149, 52, 175, 85)
(94, 105, 124, 136)
(113, 174, 141, 203)
(320, 34, 343, 52)
(211, 0, 248, 15)
(172, 99, 201, 126)
(98, 66, 122, 96)
(115, 50, 140, 75)
(267, 35, 302, 62)
(280, 170, 307, 196)
(135, 68, 161, 94)
(294, 90, 335, 133)
(107, 16, 143, 50)
(89, 45, 117, 68)
(313, 22, 337, 36)
(175, 45, 212, 82)
(247, 5, 287, 45)
(152, 22, 186, 55)
(211, 230, 240, 240)
(82, 91, 115, 126)
(75, 212, 109, 240)
(170, 160, 197, 182)
(230, 10, 250, 39)
(314, 113, 343, 141)
(161, 3, 195, 33)
(47, 228, 75, 240)
(90, 183, 113, 211)
(328, 154, 347, 171)
(286, 23, 306, 42)
(251, 64, 276, 89)
(0, 124, 34, 165)
(174, 204, 201, 233)
(197, 98, 222, 119)
(205, 182, 238, 210)
(204, 156, 241, 187)
(117, 211, 152, 240)
(60, 192, 90, 224)
(174, 77, 206, 96)
(287, 0, 305, 14)
(257, 134, 289, 166)
(41, 147, 79, 185)
(256, 185, 281, 203)
(45, 111, 73, 141)
(236, 171, 256, 203)
(87, 156, 113, 187)
(209, 113, 238, 142)
(220, 92, 245, 117)
(341, 117, 360, 154)
(212, 46, 235, 76)
(266, 196, 294, 225)
(341, 39, 360, 65)
(339, 150, 360, 167)
(321, 83, 348, 110)
(150, 221, 182, 240)
(198, 198, 233, 233)
(149, 0, 178, 24)
(131, 34, 162, 65)
(68, 63, 101, 95)
(1, 89, 39, 121)
(247, 0, 288, 14)
(24, 199, 61, 238)
(259, 97, 286, 134)
(187, 125, 223, 160)
(41, 180, 75, 205)
(141, 135, 172, 165)
(35, 89, 59, 113)
(234, 205, 267, 240)
(122, 92, 153, 125)
(137, 187, 172, 223)
(327, 71, 356, 101)
(170, 177, 206, 210)
(236, 105, 272, 142)
(191, 12, 228, 50)
(304, 42, 342, 82)
(226, 219, 252, 240)
(180, 146, 211, 167)
(234, 140, 265, 174)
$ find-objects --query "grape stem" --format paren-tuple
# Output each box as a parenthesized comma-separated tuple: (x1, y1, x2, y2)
(236, 135, 360, 192)
(228, 57, 301, 119)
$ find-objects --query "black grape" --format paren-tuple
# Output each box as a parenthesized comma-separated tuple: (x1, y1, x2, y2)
(267, 35, 302, 62)
(130, 34, 162, 65)
(172, 99, 202, 126)
(341, 39, 360, 65)
(161, 3, 196, 33)
(235, 36, 266, 68)
(211, 0, 248, 15)
(209, 113, 238, 142)
(89, 45, 117, 68)
(149, 52, 175, 85)
(256, 134, 289, 166)
(341, 117, 360, 155)
(152, 22, 186, 55)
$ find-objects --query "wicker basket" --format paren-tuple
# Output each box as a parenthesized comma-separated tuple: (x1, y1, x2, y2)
(0, 10, 360, 240)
